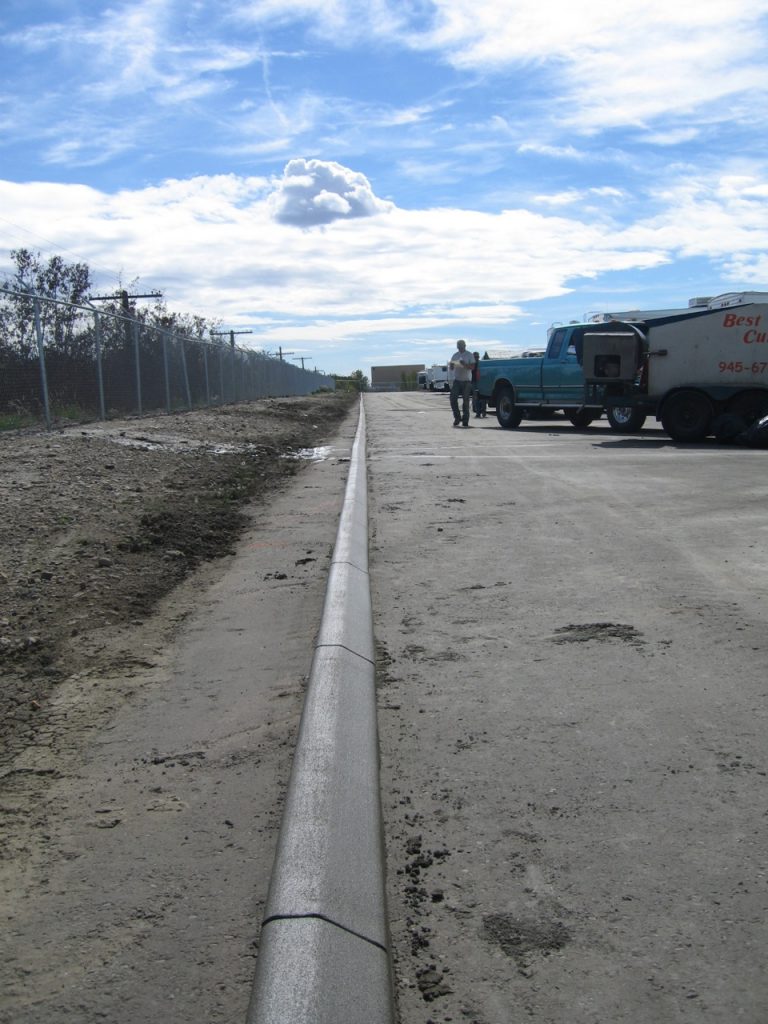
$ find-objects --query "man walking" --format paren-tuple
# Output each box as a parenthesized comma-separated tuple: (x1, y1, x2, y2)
(449, 339, 475, 427)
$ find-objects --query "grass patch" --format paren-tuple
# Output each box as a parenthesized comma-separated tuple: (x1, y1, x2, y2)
(0, 409, 38, 431)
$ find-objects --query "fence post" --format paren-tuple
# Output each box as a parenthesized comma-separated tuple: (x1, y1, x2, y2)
(203, 343, 211, 407)
(133, 320, 143, 415)
(31, 295, 52, 430)
(218, 345, 225, 404)
(179, 332, 192, 409)
(93, 311, 107, 421)
(162, 329, 171, 413)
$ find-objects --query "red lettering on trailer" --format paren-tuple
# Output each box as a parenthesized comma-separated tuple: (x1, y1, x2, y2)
(724, 312, 762, 328)
(744, 329, 768, 344)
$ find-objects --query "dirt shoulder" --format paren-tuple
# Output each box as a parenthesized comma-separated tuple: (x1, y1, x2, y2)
(0, 392, 357, 763)
(1, 394, 362, 1024)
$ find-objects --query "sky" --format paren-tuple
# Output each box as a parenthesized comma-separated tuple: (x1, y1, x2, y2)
(2, 0, 768, 379)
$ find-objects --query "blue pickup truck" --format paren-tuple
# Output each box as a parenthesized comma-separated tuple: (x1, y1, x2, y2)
(477, 323, 645, 431)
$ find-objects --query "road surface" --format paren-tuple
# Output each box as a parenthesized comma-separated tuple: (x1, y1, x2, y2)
(367, 391, 767, 1024)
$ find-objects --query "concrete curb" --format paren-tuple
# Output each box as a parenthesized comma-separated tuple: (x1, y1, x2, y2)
(247, 398, 395, 1024)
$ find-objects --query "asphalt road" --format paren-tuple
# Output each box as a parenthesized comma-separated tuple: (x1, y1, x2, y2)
(366, 391, 768, 1024)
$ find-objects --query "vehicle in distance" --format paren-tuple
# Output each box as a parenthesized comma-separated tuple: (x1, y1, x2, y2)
(426, 364, 451, 391)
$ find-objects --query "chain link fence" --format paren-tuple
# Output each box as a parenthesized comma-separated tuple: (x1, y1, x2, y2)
(0, 286, 335, 429)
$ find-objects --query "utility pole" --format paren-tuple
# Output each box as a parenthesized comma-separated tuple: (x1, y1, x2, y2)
(91, 289, 163, 346)
(211, 329, 254, 404)
(91, 289, 163, 310)
(211, 328, 253, 349)
(293, 356, 306, 370)
(278, 346, 294, 362)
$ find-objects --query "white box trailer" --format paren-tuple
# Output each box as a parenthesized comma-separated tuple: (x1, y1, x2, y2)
(427, 364, 451, 391)
(582, 292, 768, 440)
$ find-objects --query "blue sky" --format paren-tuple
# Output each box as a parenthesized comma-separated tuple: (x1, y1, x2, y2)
(2, 0, 768, 378)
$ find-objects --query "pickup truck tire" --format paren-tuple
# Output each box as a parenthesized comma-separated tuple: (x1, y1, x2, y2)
(660, 389, 714, 441)
(567, 410, 595, 428)
(606, 406, 647, 432)
(496, 387, 523, 429)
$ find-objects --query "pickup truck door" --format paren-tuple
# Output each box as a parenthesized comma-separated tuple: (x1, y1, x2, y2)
(541, 327, 585, 403)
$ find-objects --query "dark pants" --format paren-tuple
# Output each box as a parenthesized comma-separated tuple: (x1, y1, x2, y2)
(450, 379, 472, 424)
(472, 386, 487, 417)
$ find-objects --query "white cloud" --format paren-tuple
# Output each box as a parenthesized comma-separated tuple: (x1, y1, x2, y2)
(517, 141, 587, 160)
(427, 1, 768, 132)
(8, 0, 261, 106)
(533, 190, 584, 208)
(721, 253, 768, 284)
(237, 0, 415, 43)
(639, 127, 702, 147)
(269, 158, 394, 226)
(532, 186, 625, 208)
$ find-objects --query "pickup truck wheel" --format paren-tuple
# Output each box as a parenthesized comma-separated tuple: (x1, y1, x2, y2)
(496, 387, 523, 429)
(567, 410, 595, 428)
(660, 389, 713, 441)
(607, 406, 646, 432)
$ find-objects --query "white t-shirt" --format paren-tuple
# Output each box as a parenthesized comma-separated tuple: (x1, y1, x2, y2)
(450, 349, 474, 382)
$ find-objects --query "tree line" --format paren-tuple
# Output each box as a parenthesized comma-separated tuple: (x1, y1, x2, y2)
(0, 248, 221, 361)
(0, 250, 232, 419)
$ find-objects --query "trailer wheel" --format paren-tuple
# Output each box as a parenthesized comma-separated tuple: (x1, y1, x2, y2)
(567, 410, 595, 428)
(496, 387, 523, 429)
(607, 406, 646, 432)
(660, 390, 713, 441)
(727, 390, 768, 426)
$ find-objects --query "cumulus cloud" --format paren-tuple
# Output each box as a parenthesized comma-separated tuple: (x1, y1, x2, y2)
(270, 158, 393, 226)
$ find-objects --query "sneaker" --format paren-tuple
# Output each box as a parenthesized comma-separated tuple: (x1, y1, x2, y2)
(453, 420, 461, 427)
(462, 422, 471, 428)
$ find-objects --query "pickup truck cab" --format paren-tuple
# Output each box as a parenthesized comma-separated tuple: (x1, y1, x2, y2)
(478, 325, 605, 428)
